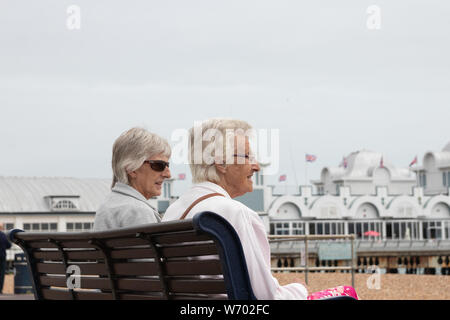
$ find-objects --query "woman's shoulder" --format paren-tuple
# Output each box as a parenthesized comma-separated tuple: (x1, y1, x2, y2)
(98, 191, 154, 213)
(200, 195, 258, 219)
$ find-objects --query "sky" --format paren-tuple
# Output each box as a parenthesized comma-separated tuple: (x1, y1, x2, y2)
(1, 0, 449, 196)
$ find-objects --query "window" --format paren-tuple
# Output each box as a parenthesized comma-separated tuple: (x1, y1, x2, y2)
(386, 221, 420, 240)
(349, 221, 382, 240)
(66, 222, 94, 232)
(423, 220, 443, 240)
(47, 196, 80, 212)
(444, 172, 447, 187)
(54, 200, 77, 210)
(4, 223, 14, 230)
(419, 172, 427, 187)
(309, 221, 344, 235)
(270, 221, 305, 235)
(23, 223, 58, 232)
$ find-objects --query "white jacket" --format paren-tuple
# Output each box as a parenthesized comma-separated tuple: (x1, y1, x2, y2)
(162, 181, 308, 300)
(93, 182, 161, 231)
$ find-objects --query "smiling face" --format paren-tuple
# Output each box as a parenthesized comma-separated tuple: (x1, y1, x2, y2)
(127, 153, 171, 199)
(216, 135, 260, 198)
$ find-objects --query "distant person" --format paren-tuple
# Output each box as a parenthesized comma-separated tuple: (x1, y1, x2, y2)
(0, 223, 11, 294)
(94, 127, 171, 231)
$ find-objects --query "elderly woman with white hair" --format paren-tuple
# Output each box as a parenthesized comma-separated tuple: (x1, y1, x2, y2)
(94, 127, 171, 231)
(163, 119, 359, 300)
(162, 118, 309, 300)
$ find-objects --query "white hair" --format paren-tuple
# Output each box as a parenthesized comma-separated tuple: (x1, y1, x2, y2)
(189, 118, 252, 184)
(111, 127, 171, 188)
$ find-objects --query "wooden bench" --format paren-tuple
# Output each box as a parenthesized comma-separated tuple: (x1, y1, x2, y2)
(8, 211, 356, 300)
(8, 211, 256, 300)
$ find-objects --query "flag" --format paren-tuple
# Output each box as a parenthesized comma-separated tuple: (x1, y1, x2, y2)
(340, 156, 348, 168)
(279, 174, 287, 182)
(380, 157, 384, 168)
(409, 156, 418, 167)
(178, 173, 186, 180)
(305, 154, 317, 162)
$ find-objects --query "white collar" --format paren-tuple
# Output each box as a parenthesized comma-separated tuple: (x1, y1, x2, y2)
(193, 181, 232, 199)
(112, 182, 157, 209)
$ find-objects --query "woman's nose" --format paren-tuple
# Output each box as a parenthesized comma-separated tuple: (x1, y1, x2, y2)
(163, 167, 171, 179)
(252, 161, 260, 172)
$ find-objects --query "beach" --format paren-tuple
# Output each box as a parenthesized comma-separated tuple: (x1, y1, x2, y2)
(2, 273, 449, 300)
(273, 272, 450, 300)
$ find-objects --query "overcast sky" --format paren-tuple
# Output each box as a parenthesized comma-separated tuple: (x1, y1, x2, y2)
(1, 1, 449, 195)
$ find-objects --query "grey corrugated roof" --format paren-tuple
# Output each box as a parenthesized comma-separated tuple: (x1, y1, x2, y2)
(0, 176, 111, 212)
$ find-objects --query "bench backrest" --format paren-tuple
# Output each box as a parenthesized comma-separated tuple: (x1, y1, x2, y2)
(8, 211, 256, 300)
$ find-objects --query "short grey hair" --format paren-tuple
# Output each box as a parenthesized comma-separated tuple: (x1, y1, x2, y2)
(189, 118, 252, 184)
(111, 127, 171, 188)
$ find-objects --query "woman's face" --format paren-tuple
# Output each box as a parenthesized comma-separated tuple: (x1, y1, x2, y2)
(221, 135, 260, 198)
(128, 153, 171, 199)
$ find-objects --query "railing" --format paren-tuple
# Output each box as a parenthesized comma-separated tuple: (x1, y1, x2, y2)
(268, 234, 356, 287)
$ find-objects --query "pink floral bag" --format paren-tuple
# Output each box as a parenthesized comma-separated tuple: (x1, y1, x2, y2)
(307, 286, 358, 300)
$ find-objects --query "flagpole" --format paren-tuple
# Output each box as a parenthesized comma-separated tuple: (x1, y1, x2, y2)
(305, 153, 308, 186)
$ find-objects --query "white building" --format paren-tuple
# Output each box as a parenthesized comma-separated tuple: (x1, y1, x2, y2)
(1, 142, 449, 250)
(313, 150, 416, 196)
(227, 144, 450, 241)
(412, 142, 450, 196)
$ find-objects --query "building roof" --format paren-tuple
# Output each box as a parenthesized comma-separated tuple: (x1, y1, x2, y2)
(444, 141, 450, 152)
(317, 150, 415, 183)
(0, 176, 110, 212)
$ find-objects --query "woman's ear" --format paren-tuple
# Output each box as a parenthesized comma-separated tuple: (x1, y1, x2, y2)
(127, 170, 137, 181)
(214, 163, 227, 175)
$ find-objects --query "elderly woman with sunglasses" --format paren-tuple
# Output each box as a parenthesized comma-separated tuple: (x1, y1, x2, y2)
(94, 127, 171, 231)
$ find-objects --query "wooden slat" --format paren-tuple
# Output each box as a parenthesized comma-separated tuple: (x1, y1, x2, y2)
(41, 288, 114, 300)
(113, 262, 158, 276)
(169, 279, 226, 294)
(39, 275, 67, 288)
(119, 293, 164, 300)
(104, 232, 212, 248)
(27, 241, 97, 249)
(165, 259, 222, 276)
(76, 291, 114, 300)
(33, 250, 103, 261)
(33, 245, 218, 263)
(153, 232, 212, 245)
(36, 262, 109, 276)
(39, 275, 225, 294)
(27, 242, 59, 249)
(110, 248, 155, 259)
(172, 294, 227, 300)
(160, 243, 218, 258)
(116, 278, 161, 292)
(41, 288, 72, 300)
(40, 276, 113, 290)
(109, 243, 218, 260)
(36, 263, 66, 274)
(104, 238, 148, 248)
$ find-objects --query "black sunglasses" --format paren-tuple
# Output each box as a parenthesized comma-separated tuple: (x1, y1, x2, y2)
(143, 160, 170, 172)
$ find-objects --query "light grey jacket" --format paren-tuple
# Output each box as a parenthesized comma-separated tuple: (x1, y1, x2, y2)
(93, 182, 161, 231)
